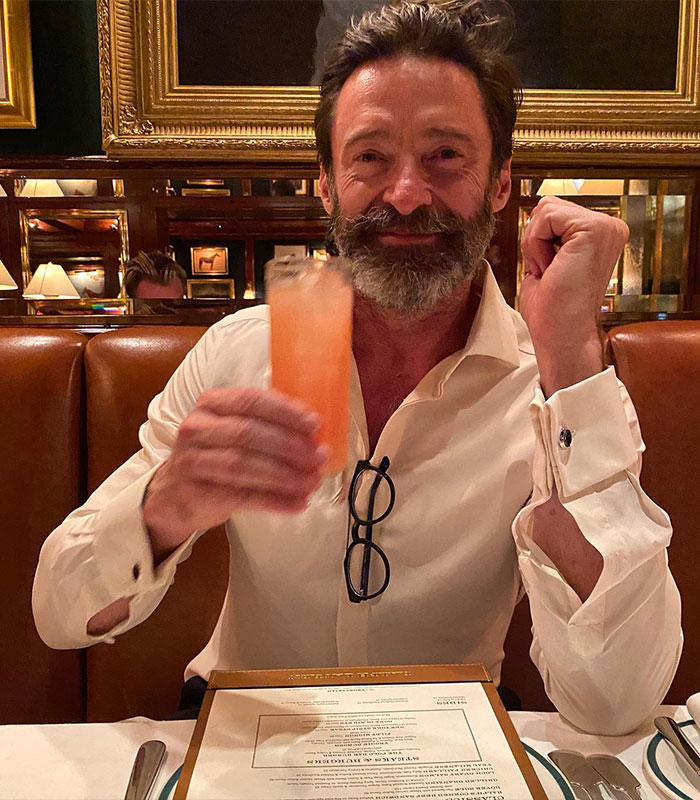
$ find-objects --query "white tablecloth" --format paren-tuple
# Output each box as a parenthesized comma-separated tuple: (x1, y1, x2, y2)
(0, 705, 691, 799)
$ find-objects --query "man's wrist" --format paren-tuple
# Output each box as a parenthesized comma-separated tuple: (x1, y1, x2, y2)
(142, 466, 194, 565)
(530, 327, 604, 398)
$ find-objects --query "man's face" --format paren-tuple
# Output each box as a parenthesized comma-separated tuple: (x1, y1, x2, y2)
(134, 278, 184, 299)
(320, 55, 511, 315)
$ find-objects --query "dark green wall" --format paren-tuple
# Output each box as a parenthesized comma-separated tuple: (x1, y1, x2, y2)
(0, 0, 102, 156)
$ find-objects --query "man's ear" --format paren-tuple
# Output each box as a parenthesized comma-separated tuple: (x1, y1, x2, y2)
(489, 158, 512, 214)
(319, 166, 334, 215)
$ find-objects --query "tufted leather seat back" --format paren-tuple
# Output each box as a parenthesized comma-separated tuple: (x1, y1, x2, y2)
(501, 322, 700, 710)
(84, 327, 229, 721)
(606, 321, 700, 704)
(0, 329, 86, 723)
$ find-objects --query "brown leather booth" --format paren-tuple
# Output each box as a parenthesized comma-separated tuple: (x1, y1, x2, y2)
(501, 323, 700, 712)
(2, 322, 698, 723)
(605, 322, 700, 706)
(83, 328, 229, 722)
(0, 330, 86, 723)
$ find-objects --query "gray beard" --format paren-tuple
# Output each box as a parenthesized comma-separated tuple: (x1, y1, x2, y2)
(331, 196, 496, 316)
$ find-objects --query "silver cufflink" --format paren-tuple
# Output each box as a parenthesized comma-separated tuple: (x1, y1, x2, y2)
(559, 427, 573, 449)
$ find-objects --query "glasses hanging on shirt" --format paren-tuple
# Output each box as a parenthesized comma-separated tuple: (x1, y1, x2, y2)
(344, 456, 395, 603)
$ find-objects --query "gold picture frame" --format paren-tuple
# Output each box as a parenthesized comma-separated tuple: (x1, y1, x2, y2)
(181, 188, 230, 197)
(273, 244, 307, 260)
(187, 278, 235, 299)
(98, 0, 700, 165)
(190, 245, 228, 275)
(0, 0, 36, 128)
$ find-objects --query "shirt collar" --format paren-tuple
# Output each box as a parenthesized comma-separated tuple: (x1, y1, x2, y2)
(348, 260, 524, 418)
(461, 261, 522, 370)
(397, 262, 524, 402)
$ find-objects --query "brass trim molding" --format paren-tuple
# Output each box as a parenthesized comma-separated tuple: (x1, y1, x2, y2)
(99, 0, 700, 165)
(0, 0, 35, 129)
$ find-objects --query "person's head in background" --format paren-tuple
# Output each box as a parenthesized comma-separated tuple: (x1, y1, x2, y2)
(124, 251, 187, 299)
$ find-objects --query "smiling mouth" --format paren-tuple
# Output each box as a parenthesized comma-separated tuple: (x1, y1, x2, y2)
(377, 232, 439, 246)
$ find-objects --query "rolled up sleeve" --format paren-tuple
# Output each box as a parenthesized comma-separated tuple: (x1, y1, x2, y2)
(513, 367, 683, 734)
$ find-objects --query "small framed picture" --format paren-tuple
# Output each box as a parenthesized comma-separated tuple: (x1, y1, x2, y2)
(312, 248, 328, 261)
(187, 279, 235, 299)
(191, 246, 228, 275)
(186, 178, 224, 186)
(313, 179, 323, 197)
(274, 244, 308, 260)
(181, 187, 231, 197)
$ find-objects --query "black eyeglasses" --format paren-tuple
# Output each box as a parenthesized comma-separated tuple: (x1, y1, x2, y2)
(344, 456, 395, 603)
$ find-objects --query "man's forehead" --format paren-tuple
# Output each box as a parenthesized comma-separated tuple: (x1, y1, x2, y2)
(343, 54, 481, 93)
(333, 55, 488, 145)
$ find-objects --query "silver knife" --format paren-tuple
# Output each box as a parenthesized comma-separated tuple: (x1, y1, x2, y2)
(588, 754, 642, 800)
(124, 740, 166, 800)
(654, 716, 700, 783)
(549, 749, 610, 800)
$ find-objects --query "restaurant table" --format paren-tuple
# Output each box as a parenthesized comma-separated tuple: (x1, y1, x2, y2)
(0, 705, 693, 799)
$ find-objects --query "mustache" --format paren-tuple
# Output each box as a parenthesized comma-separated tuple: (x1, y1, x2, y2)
(341, 205, 467, 238)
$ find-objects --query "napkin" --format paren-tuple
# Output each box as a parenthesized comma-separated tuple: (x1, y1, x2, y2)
(0, 719, 193, 800)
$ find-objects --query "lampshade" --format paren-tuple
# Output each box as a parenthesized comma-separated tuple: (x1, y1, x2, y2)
(0, 258, 18, 290)
(18, 178, 63, 197)
(23, 262, 81, 299)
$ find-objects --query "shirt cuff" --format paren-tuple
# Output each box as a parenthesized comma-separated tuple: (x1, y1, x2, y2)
(532, 366, 639, 499)
(90, 465, 198, 601)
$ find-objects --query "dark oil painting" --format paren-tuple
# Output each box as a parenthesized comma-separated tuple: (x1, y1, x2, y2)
(176, 0, 680, 91)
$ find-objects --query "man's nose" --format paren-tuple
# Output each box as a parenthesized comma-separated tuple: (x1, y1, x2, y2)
(382, 161, 432, 217)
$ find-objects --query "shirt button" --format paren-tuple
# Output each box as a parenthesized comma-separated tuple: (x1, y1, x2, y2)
(132, 563, 141, 580)
(559, 427, 573, 449)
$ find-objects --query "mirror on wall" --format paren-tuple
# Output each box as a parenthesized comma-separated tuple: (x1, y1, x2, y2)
(13, 178, 123, 197)
(516, 177, 693, 314)
(20, 209, 129, 299)
(0, 165, 695, 322)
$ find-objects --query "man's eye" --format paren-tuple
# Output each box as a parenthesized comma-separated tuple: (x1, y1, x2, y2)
(357, 152, 379, 163)
(436, 148, 460, 160)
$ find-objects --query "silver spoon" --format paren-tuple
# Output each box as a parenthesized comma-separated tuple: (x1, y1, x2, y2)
(124, 740, 166, 800)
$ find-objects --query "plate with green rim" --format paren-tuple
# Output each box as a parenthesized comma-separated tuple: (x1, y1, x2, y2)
(156, 746, 573, 800)
(523, 742, 576, 799)
(645, 719, 700, 800)
(158, 765, 182, 800)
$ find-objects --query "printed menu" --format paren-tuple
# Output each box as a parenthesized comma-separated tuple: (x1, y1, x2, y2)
(174, 664, 546, 800)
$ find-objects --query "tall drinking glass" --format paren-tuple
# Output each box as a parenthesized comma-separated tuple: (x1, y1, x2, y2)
(266, 256, 353, 502)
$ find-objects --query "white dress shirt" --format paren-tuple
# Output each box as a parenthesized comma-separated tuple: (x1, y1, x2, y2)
(33, 266, 682, 734)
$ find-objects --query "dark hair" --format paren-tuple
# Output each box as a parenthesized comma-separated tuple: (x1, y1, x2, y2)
(123, 251, 187, 297)
(315, 0, 522, 177)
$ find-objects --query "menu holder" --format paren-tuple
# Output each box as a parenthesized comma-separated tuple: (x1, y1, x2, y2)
(175, 663, 547, 800)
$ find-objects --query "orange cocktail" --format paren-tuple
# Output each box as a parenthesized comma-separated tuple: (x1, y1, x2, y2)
(267, 257, 353, 474)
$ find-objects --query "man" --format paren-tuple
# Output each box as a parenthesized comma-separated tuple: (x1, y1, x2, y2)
(33, 1, 681, 734)
(123, 251, 187, 300)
